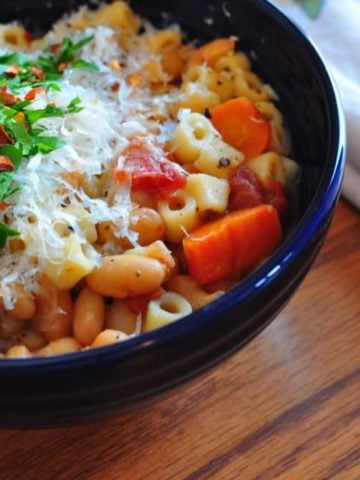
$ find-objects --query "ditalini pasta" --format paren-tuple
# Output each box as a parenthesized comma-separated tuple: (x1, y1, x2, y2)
(0, 1, 300, 358)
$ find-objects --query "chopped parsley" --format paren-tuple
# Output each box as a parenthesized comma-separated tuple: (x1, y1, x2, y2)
(0, 34, 97, 247)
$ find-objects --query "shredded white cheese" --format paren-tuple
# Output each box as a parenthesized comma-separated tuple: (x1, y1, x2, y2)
(0, 23, 182, 307)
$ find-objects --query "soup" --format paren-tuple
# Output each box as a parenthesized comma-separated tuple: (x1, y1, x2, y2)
(0, 1, 299, 358)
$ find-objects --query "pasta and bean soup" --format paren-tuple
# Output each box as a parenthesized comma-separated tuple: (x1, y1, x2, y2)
(0, 1, 299, 358)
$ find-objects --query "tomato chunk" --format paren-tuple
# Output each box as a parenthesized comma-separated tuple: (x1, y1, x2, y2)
(229, 166, 288, 220)
(265, 179, 288, 221)
(115, 142, 187, 198)
(126, 288, 164, 314)
(229, 166, 265, 211)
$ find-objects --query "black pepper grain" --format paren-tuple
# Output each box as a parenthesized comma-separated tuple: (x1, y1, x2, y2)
(218, 157, 231, 168)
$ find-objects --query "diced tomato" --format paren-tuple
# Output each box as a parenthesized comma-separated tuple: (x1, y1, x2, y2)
(4, 65, 22, 77)
(23, 31, 32, 44)
(0, 155, 15, 171)
(265, 179, 288, 221)
(30, 66, 44, 80)
(229, 166, 288, 221)
(25, 87, 44, 101)
(51, 43, 60, 55)
(126, 288, 164, 314)
(229, 166, 265, 211)
(0, 125, 13, 146)
(0, 86, 18, 106)
(115, 142, 187, 198)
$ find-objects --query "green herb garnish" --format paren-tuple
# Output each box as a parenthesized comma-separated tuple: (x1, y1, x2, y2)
(57, 35, 95, 64)
(0, 33, 96, 247)
(0, 224, 19, 248)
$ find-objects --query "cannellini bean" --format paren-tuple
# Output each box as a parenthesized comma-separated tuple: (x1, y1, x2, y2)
(36, 338, 81, 357)
(106, 300, 138, 335)
(33, 276, 73, 341)
(73, 286, 105, 346)
(6, 345, 31, 359)
(130, 190, 158, 209)
(0, 315, 25, 337)
(0, 336, 16, 353)
(15, 329, 47, 351)
(4, 284, 36, 321)
(97, 221, 132, 249)
(8, 237, 25, 253)
(128, 241, 175, 273)
(87, 254, 167, 299)
(165, 275, 224, 310)
(130, 208, 165, 246)
(91, 329, 128, 348)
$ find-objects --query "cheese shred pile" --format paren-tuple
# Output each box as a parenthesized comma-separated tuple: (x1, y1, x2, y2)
(0, 6, 183, 308)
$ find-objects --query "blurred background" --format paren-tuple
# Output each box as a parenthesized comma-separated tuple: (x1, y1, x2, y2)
(275, 0, 360, 210)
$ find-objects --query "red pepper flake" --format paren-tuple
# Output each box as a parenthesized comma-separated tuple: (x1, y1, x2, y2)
(0, 201, 9, 211)
(51, 43, 60, 55)
(0, 86, 19, 106)
(14, 112, 25, 122)
(126, 74, 142, 87)
(0, 125, 14, 146)
(25, 87, 44, 101)
(30, 66, 44, 80)
(5, 65, 22, 77)
(23, 31, 32, 44)
(114, 169, 131, 184)
(0, 155, 15, 172)
(57, 63, 67, 73)
(111, 82, 120, 92)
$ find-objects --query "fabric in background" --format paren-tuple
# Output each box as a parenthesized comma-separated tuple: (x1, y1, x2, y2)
(275, 0, 360, 209)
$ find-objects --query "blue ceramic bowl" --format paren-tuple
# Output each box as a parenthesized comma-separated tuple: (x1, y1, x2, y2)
(0, 0, 345, 427)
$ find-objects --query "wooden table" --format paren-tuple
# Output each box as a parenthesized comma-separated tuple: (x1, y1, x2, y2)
(0, 200, 359, 480)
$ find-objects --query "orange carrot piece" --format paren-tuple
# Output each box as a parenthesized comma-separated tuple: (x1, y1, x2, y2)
(187, 38, 236, 68)
(210, 97, 270, 159)
(183, 205, 282, 285)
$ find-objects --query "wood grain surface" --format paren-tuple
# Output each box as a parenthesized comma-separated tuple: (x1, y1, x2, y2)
(0, 200, 359, 480)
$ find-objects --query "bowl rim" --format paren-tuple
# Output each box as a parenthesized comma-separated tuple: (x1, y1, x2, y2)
(0, 0, 346, 371)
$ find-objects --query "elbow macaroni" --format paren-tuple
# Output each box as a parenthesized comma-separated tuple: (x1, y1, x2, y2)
(246, 152, 286, 187)
(186, 174, 229, 215)
(170, 111, 219, 163)
(170, 111, 244, 178)
(144, 292, 192, 332)
(158, 191, 201, 243)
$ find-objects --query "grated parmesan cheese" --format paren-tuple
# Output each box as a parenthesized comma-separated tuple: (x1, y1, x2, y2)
(0, 21, 182, 307)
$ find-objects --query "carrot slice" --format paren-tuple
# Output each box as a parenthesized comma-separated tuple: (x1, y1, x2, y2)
(187, 38, 236, 68)
(183, 205, 282, 285)
(210, 97, 270, 159)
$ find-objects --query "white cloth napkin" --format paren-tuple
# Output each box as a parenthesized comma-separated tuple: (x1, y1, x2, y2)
(274, 0, 360, 209)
